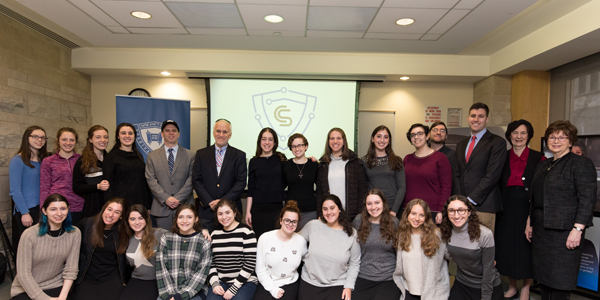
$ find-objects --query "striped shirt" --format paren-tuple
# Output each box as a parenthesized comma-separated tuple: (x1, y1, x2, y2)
(156, 231, 212, 300)
(209, 223, 258, 296)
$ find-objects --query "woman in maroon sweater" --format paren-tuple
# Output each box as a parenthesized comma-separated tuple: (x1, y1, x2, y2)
(402, 123, 452, 224)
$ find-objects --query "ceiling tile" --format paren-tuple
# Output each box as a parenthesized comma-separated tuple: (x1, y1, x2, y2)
(307, 30, 364, 38)
(238, 4, 306, 30)
(454, 0, 483, 10)
(421, 33, 441, 40)
(90, 0, 182, 27)
(364, 32, 422, 39)
(127, 27, 188, 34)
(383, 0, 459, 9)
(310, 0, 383, 8)
(68, 0, 120, 27)
(368, 8, 447, 33)
(247, 29, 305, 36)
(106, 26, 130, 33)
(163, 0, 233, 2)
(237, 0, 307, 5)
(165, 2, 244, 28)
(308, 6, 378, 31)
(186, 27, 247, 35)
(428, 9, 469, 34)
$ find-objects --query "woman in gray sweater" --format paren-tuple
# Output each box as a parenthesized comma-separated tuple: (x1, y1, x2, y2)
(299, 194, 361, 300)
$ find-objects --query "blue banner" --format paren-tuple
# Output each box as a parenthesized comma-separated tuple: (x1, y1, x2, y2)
(116, 95, 190, 161)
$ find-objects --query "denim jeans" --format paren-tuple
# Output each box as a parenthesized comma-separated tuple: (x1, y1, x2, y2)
(206, 282, 257, 300)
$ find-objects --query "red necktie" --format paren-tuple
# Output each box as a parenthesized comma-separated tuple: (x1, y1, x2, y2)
(466, 136, 476, 163)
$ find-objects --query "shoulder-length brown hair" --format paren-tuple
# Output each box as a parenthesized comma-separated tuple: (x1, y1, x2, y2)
(321, 128, 350, 163)
(80, 125, 108, 174)
(253, 127, 286, 161)
(17, 125, 49, 167)
(357, 188, 397, 248)
(112, 123, 144, 162)
(398, 199, 440, 257)
(53, 127, 79, 154)
(440, 195, 481, 243)
(319, 194, 354, 237)
(171, 204, 203, 234)
(125, 204, 158, 259)
(364, 125, 403, 170)
(91, 198, 129, 254)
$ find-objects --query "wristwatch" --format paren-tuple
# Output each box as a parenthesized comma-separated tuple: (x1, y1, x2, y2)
(574, 226, 583, 232)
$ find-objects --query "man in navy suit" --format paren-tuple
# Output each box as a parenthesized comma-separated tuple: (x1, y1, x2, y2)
(192, 119, 247, 232)
(454, 103, 507, 233)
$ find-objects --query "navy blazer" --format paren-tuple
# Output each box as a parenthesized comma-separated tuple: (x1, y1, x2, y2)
(192, 144, 247, 219)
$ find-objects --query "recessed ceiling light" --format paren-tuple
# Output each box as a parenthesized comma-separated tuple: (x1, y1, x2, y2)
(264, 15, 284, 23)
(400, 76, 410, 81)
(273, 32, 282, 36)
(131, 11, 152, 19)
(161, 71, 171, 76)
(395, 18, 415, 26)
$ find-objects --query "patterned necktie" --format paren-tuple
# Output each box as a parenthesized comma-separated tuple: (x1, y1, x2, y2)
(168, 148, 174, 175)
(466, 136, 477, 163)
(216, 148, 223, 168)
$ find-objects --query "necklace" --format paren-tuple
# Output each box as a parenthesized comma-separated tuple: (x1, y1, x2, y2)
(296, 162, 306, 179)
(104, 231, 113, 238)
(49, 227, 64, 247)
(547, 156, 564, 171)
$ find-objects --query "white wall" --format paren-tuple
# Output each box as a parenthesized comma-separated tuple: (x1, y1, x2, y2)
(91, 76, 474, 155)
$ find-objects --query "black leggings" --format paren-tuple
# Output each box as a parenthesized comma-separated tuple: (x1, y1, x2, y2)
(12, 286, 63, 300)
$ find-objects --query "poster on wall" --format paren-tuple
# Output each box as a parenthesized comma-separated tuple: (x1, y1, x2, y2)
(116, 95, 191, 161)
(577, 216, 600, 292)
(424, 106, 442, 124)
(447, 108, 462, 127)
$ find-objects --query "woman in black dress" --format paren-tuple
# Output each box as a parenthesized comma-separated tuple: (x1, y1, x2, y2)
(528, 120, 597, 299)
(494, 120, 544, 300)
(103, 123, 151, 209)
(245, 127, 286, 238)
(282, 133, 318, 229)
(73, 125, 110, 218)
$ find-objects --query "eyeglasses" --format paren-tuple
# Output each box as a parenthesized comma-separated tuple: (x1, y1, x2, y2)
(410, 132, 425, 139)
(290, 144, 306, 150)
(431, 128, 446, 133)
(282, 218, 298, 226)
(548, 136, 568, 142)
(447, 208, 468, 215)
(30, 135, 48, 141)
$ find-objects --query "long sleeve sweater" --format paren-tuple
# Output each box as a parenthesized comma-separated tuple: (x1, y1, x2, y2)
(361, 155, 406, 214)
(255, 230, 307, 298)
(208, 223, 258, 295)
(247, 156, 286, 204)
(9, 155, 41, 214)
(446, 222, 501, 300)
(103, 148, 151, 208)
(126, 228, 168, 280)
(403, 151, 452, 212)
(351, 215, 397, 281)
(300, 220, 361, 289)
(11, 225, 81, 300)
(156, 231, 212, 300)
(40, 152, 84, 212)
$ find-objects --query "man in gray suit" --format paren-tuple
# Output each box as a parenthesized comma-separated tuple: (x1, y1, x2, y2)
(146, 120, 195, 229)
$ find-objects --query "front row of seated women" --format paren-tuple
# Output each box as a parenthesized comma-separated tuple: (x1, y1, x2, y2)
(13, 190, 509, 300)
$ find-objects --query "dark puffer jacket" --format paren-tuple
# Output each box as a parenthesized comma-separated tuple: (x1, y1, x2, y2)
(316, 150, 368, 219)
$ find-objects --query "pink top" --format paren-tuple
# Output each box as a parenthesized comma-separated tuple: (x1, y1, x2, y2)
(40, 152, 84, 212)
(403, 150, 452, 212)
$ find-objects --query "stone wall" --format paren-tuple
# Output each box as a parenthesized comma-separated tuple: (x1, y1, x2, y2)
(473, 75, 512, 126)
(0, 13, 91, 251)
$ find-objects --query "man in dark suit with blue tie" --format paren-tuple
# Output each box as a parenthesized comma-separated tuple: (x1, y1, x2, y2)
(454, 103, 507, 233)
(192, 119, 247, 232)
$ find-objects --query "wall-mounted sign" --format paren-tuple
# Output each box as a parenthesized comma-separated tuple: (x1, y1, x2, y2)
(425, 106, 442, 124)
(447, 108, 462, 127)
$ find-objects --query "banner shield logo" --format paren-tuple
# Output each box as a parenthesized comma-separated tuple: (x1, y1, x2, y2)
(134, 121, 164, 155)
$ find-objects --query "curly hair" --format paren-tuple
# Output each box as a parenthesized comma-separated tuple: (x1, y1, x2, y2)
(398, 199, 440, 257)
(126, 204, 158, 259)
(357, 188, 397, 249)
(363, 125, 403, 170)
(440, 195, 481, 243)
(80, 125, 108, 174)
(319, 194, 354, 237)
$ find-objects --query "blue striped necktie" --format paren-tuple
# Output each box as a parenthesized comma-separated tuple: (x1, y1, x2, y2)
(168, 148, 174, 175)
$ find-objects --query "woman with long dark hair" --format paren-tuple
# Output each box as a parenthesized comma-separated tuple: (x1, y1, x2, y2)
(316, 128, 368, 219)
(245, 127, 287, 238)
(9, 125, 49, 250)
(71, 198, 130, 300)
(73, 125, 110, 218)
(298, 194, 360, 300)
(362, 126, 405, 216)
(394, 199, 449, 300)
(40, 127, 86, 225)
(440, 195, 502, 300)
(10, 194, 80, 300)
(103, 123, 151, 208)
(352, 188, 400, 300)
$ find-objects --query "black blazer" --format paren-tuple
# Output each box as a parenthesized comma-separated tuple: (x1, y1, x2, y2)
(530, 152, 596, 230)
(192, 145, 247, 219)
(454, 130, 507, 213)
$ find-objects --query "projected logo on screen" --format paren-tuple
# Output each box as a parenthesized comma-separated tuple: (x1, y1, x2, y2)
(252, 87, 317, 150)
(134, 121, 164, 155)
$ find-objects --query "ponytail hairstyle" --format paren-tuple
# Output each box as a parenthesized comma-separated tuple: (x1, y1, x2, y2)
(126, 204, 158, 259)
(17, 125, 49, 167)
(81, 125, 108, 174)
(91, 198, 129, 254)
(38, 193, 75, 236)
(53, 127, 79, 154)
(276, 200, 302, 232)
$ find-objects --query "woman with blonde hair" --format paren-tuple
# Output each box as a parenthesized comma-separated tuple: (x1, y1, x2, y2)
(394, 198, 449, 300)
